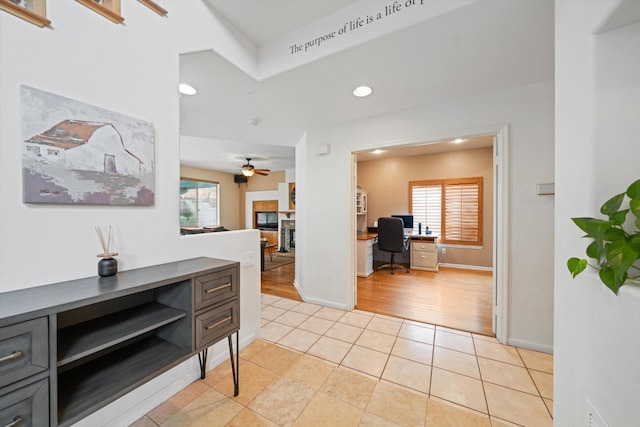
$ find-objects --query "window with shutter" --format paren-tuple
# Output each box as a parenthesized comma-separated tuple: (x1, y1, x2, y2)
(410, 182, 442, 236)
(409, 177, 483, 245)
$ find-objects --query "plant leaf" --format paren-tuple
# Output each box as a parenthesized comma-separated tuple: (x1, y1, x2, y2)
(626, 179, 640, 200)
(599, 267, 624, 294)
(605, 240, 639, 281)
(601, 193, 625, 217)
(627, 233, 640, 247)
(567, 258, 588, 278)
(630, 200, 640, 218)
(604, 227, 626, 241)
(572, 217, 611, 238)
(586, 240, 603, 260)
(610, 209, 629, 226)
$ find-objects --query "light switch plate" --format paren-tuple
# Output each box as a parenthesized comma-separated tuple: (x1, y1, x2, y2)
(537, 183, 555, 195)
(243, 251, 256, 267)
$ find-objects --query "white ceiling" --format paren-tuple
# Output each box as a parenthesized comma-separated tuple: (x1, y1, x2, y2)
(204, 0, 358, 46)
(180, 0, 554, 174)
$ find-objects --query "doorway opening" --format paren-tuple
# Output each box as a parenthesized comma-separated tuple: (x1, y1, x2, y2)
(351, 127, 509, 342)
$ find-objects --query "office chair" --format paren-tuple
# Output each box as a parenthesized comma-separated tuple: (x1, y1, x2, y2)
(376, 217, 410, 274)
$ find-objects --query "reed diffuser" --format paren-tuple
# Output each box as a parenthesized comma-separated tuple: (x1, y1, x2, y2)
(96, 226, 118, 277)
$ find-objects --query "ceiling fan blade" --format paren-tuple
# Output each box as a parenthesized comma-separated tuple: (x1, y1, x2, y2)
(254, 169, 270, 176)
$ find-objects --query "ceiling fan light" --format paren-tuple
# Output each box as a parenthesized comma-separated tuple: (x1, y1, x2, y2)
(241, 168, 254, 177)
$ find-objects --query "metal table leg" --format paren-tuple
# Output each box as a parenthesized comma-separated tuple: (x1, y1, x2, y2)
(228, 332, 239, 396)
(198, 332, 239, 396)
(198, 348, 208, 380)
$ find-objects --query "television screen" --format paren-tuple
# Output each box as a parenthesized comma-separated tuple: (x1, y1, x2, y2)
(256, 211, 278, 229)
(391, 214, 414, 229)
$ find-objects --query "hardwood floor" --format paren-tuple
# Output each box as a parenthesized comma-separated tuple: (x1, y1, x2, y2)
(260, 262, 493, 336)
(260, 261, 302, 301)
(357, 266, 493, 336)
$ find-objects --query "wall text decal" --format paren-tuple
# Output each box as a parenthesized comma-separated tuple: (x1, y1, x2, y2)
(288, 0, 425, 55)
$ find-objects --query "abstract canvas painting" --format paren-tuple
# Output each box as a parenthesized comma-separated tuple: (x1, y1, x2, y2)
(21, 86, 155, 205)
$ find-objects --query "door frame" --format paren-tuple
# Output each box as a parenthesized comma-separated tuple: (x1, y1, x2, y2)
(349, 125, 510, 343)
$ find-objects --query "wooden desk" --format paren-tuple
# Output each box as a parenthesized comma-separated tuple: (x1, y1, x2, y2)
(356, 232, 439, 273)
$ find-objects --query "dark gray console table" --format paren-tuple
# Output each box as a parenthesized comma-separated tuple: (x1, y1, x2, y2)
(0, 257, 240, 427)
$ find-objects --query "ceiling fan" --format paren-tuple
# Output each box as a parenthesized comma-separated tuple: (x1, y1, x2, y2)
(240, 158, 270, 177)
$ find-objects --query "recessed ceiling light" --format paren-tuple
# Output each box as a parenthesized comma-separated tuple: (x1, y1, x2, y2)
(353, 86, 372, 97)
(179, 83, 197, 95)
(372, 149, 385, 154)
(452, 138, 465, 143)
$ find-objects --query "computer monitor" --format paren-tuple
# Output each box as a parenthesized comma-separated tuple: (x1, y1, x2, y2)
(391, 214, 414, 230)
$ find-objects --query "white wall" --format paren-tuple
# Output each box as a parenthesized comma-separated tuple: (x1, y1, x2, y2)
(555, 1, 640, 425)
(0, 2, 261, 425)
(297, 80, 555, 351)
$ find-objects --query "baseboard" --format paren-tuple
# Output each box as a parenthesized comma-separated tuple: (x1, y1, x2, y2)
(507, 338, 553, 354)
(438, 262, 493, 272)
(302, 295, 351, 311)
(293, 279, 306, 301)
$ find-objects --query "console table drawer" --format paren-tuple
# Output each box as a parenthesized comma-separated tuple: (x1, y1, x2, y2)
(0, 318, 48, 388)
(0, 378, 49, 427)
(195, 300, 239, 349)
(194, 268, 238, 311)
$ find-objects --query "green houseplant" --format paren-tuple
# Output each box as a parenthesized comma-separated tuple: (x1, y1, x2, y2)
(567, 179, 640, 294)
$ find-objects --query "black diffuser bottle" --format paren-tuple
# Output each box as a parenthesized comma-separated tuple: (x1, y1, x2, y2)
(96, 225, 118, 277)
(98, 257, 118, 277)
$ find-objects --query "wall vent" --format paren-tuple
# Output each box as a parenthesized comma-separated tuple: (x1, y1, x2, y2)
(586, 398, 610, 427)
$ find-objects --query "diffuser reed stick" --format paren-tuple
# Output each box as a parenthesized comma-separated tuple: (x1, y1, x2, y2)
(95, 226, 118, 258)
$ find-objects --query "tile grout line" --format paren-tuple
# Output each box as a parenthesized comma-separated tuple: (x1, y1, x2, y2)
(260, 295, 553, 424)
(517, 347, 554, 420)
(471, 333, 492, 418)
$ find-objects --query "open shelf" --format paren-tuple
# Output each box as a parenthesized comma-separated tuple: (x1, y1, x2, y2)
(57, 336, 188, 426)
(57, 302, 186, 367)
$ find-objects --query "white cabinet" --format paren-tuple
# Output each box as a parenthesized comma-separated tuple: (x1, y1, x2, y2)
(357, 238, 374, 277)
(410, 236, 438, 272)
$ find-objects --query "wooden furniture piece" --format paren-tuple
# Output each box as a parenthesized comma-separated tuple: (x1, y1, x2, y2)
(253, 200, 278, 213)
(259, 239, 277, 272)
(410, 235, 439, 272)
(0, 257, 239, 427)
(260, 230, 278, 252)
(264, 244, 276, 261)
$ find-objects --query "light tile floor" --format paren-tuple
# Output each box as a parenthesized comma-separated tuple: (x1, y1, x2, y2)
(132, 294, 553, 427)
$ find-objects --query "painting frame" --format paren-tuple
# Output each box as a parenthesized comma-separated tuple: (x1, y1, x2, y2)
(0, 0, 50, 27)
(138, 0, 167, 17)
(76, 0, 123, 24)
(289, 182, 296, 210)
(21, 86, 156, 206)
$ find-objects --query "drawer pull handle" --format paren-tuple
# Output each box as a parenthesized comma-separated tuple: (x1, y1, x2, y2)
(0, 351, 23, 364)
(5, 416, 24, 427)
(205, 283, 231, 294)
(205, 316, 232, 330)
